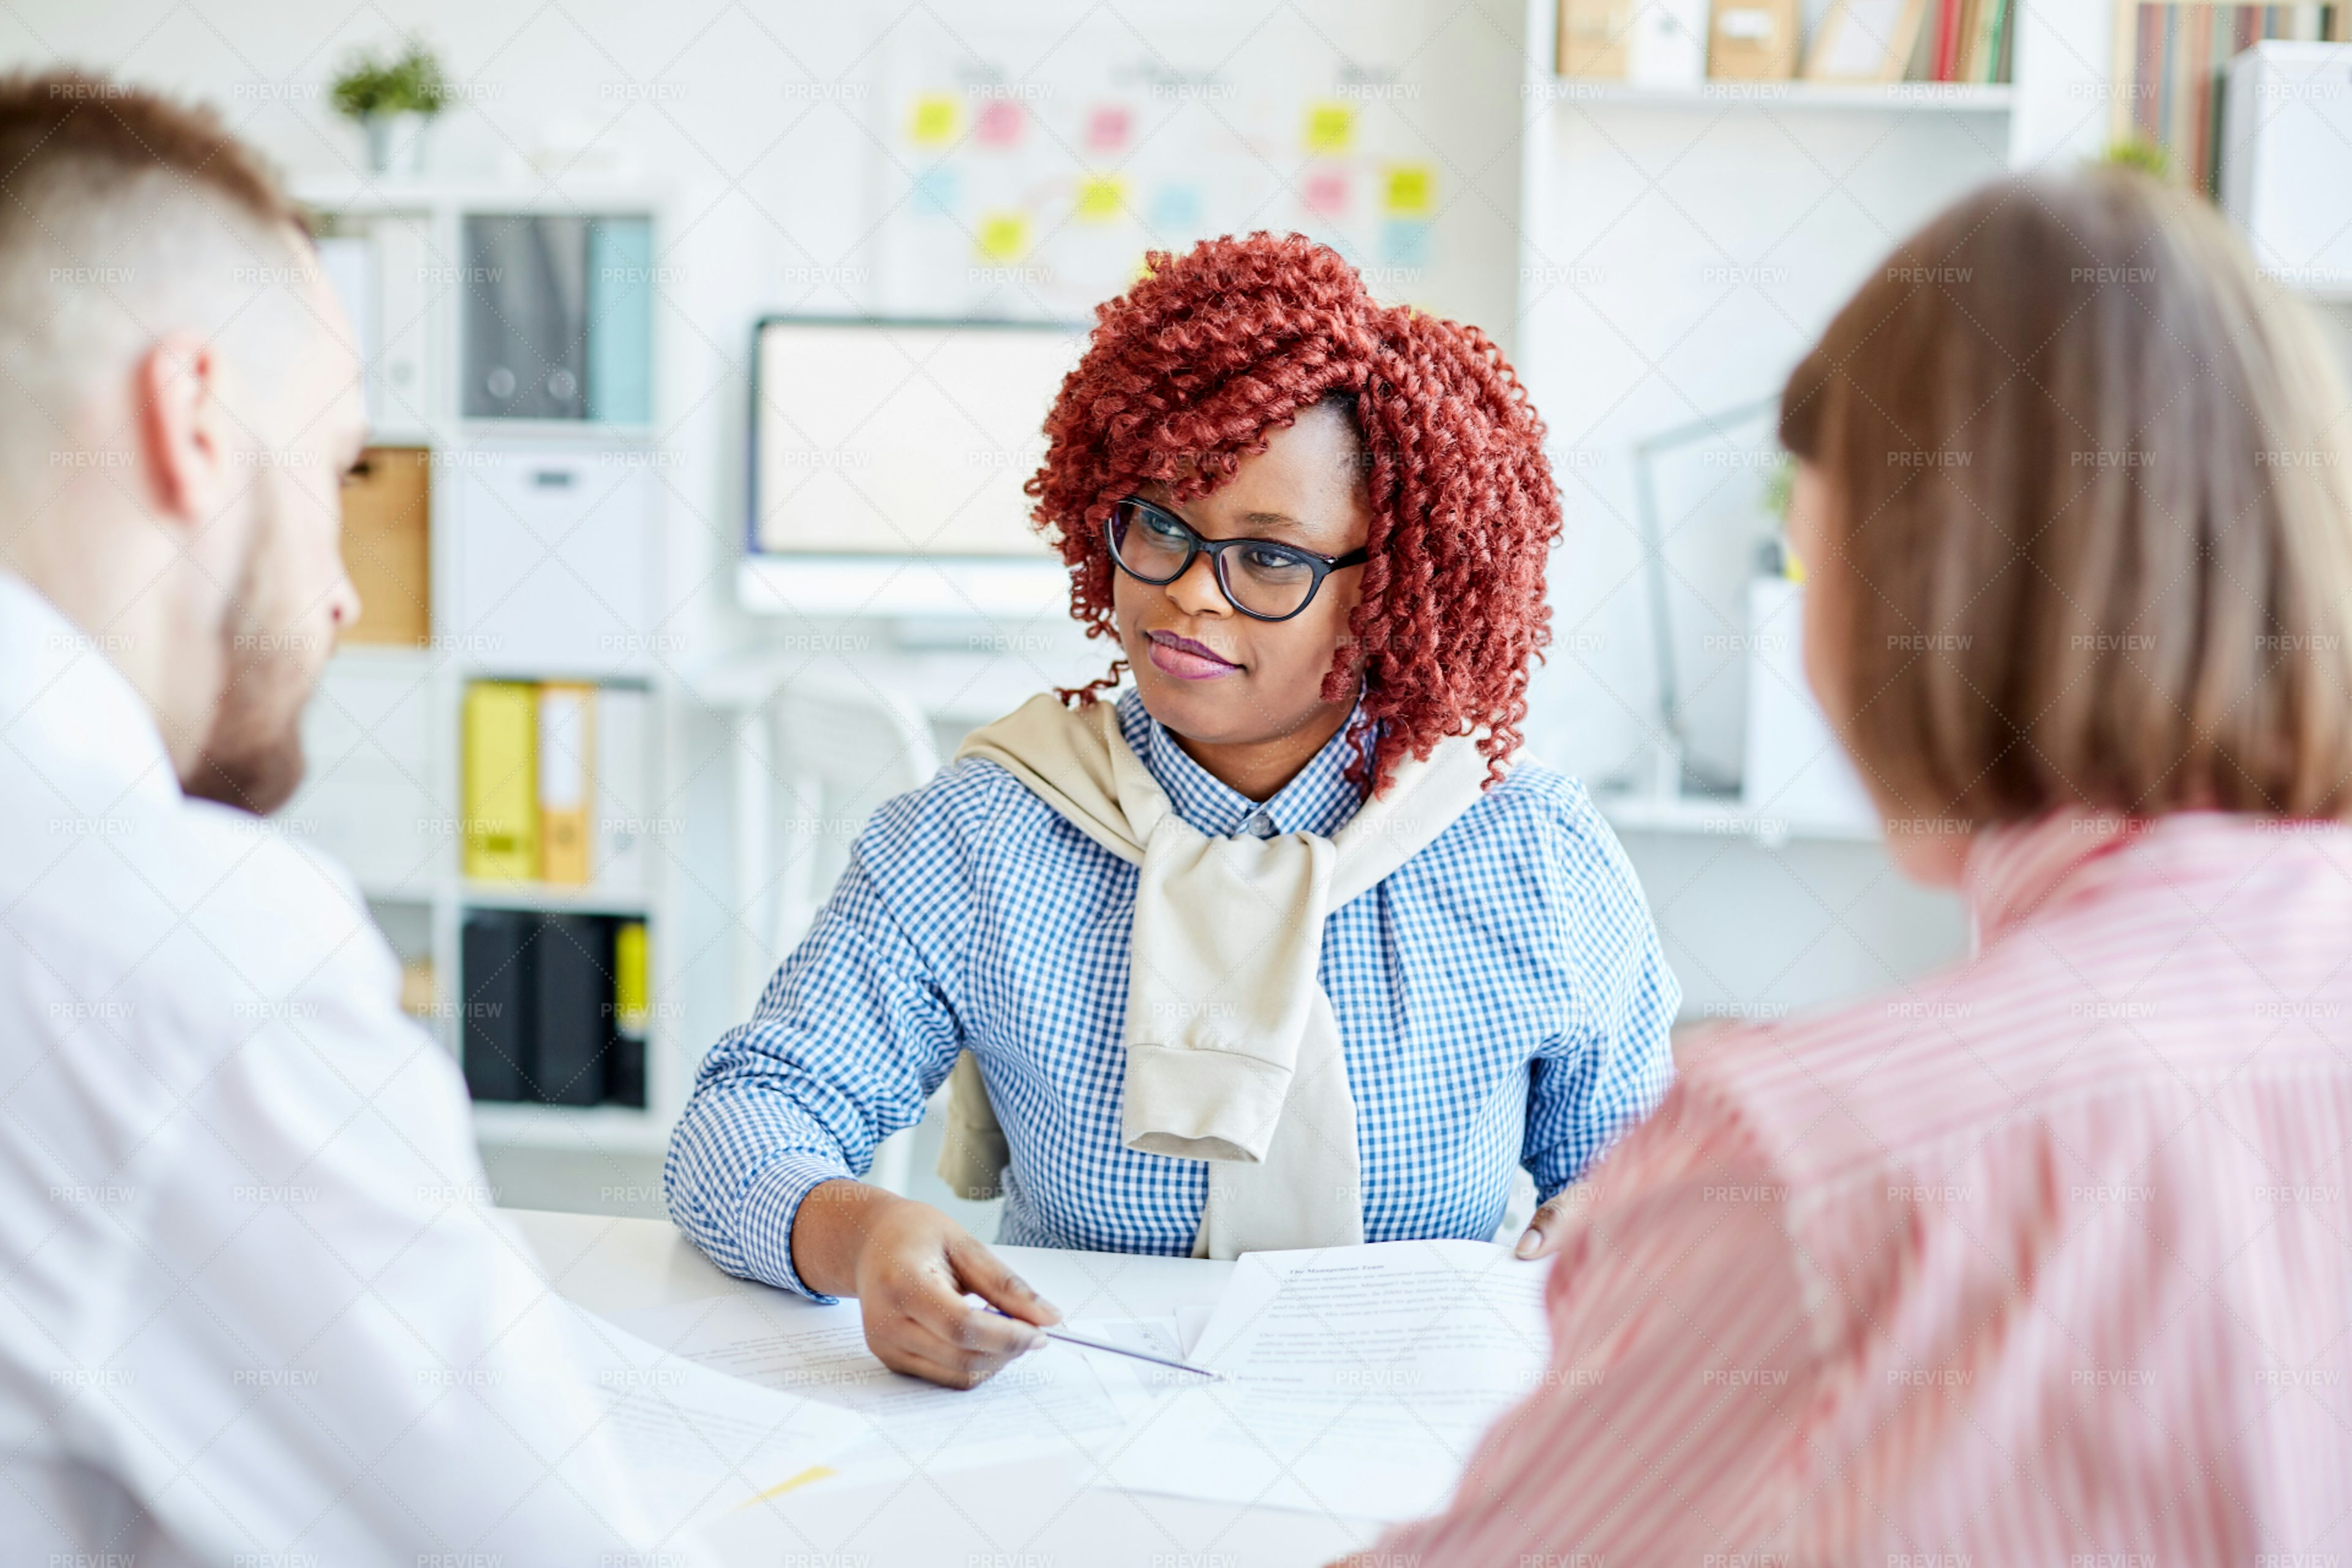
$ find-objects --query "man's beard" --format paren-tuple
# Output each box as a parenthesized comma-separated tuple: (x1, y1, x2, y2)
(182, 491, 313, 817)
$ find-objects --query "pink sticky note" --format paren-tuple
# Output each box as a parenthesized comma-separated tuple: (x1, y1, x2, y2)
(974, 99, 1024, 147)
(1303, 167, 1349, 218)
(1085, 104, 1133, 154)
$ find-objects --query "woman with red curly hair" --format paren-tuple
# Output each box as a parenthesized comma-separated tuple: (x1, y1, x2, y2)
(667, 234, 1679, 1389)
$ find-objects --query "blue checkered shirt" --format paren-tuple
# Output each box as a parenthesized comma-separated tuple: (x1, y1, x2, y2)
(665, 689, 1679, 1299)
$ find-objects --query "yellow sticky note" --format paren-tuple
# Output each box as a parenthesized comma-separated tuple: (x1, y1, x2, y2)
(909, 93, 959, 148)
(1303, 100, 1355, 154)
(1075, 176, 1126, 223)
(975, 211, 1029, 262)
(1384, 163, 1435, 218)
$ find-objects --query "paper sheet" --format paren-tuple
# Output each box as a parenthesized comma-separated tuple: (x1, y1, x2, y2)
(608, 1292, 1180, 1471)
(558, 1311, 873, 1534)
(1102, 1239, 1552, 1523)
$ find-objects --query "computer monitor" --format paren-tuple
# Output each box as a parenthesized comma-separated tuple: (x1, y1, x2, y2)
(749, 317, 1090, 557)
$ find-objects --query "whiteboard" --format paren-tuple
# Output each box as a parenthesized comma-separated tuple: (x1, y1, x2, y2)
(750, 318, 1089, 557)
(869, 17, 1438, 322)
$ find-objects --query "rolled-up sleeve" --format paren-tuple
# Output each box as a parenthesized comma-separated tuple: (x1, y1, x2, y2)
(1523, 785, 1679, 1199)
(663, 782, 971, 1301)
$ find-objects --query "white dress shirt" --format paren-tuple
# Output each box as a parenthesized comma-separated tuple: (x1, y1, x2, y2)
(0, 574, 666, 1564)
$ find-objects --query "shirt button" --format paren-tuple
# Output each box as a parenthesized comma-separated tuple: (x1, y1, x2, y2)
(1246, 812, 1276, 839)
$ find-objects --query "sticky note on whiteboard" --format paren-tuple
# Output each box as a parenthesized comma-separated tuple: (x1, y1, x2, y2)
(1085, 104, 1133, 153)
(908, 93, 959, 148)
(913, 165, 959, 215)
(1303, 168, 1349, 217)
(1076, 176, 1126, 222)
(1384, 164, 1435, 217)
(1303, 100, 1355, 154)
(975, 211, 1029, 262)
(1150, 184, 1202, 232)
(974, 98, 1024, 147)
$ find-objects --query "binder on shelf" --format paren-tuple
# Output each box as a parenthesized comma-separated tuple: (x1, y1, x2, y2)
(460, 910, 533, 1103)
(371, 217, 435, 436)
(586, 219, 655, 424)
(537, 682, 594, 885)
(595, 685, 649, 894)
(609, 919, 650, 1109)
(314, 235, 378, 428)
(458, 908, 645, 1110)
(462, 214, 653, 423)
(462, 682, 540, 880)
(529, 914, 612, 1107)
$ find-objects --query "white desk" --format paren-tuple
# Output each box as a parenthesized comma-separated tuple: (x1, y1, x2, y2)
(508, 1207, 1384, 1567)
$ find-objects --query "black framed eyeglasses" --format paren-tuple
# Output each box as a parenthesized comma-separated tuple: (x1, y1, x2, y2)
(1105, 495, 1368, 622)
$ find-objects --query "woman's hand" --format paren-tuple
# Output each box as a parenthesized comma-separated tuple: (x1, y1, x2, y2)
(790, 1179, 1062, 1388)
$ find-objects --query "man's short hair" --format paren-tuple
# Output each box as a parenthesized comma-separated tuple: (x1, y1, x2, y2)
(1780, 170, 2352, 825)
(0, 68, 315, 464)
(0, 69, 300, 242)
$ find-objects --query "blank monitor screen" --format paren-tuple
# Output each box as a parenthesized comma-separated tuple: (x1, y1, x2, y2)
(752, 318, 1090, 557)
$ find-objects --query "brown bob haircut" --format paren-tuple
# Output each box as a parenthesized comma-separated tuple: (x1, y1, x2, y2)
(1781, 170, 2352, 825)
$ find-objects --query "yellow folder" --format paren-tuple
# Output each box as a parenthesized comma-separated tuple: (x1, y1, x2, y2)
(537, 683, 594, 886)
(461, 682, 539, 881)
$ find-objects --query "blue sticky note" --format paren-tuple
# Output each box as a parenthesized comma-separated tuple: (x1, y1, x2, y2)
(1381, 218, 1431, 269)
(913, 165, 960, 216)
(1149, 183, 1202, 235)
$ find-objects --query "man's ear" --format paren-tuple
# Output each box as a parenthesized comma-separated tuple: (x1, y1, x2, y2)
(135, 330, 236, 532)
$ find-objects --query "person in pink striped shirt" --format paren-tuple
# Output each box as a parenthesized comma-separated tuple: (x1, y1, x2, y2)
(1352, 170, 2352, 1564)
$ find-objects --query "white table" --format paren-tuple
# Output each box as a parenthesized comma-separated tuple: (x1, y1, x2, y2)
(508, 1207, 1385, 1567)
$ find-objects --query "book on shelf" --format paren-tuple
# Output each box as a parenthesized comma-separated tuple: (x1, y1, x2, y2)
(461, 678, 650, 892)
(1924, 0, 2012, 82)
(2125, 3, 2348, 195)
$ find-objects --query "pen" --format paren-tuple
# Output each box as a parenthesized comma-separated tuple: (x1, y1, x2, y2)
(976, 1302, 1231, 1381)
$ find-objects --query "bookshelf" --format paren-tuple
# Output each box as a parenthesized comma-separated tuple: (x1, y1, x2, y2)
(1529, 79, 2016, 110)
(285, 175, 679, 1158)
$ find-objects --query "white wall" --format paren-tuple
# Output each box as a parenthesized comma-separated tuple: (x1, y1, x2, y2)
(0, 0, 1530, 679)
(0, 0, 1989, 1071)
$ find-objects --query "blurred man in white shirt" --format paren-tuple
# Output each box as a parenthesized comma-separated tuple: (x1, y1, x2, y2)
(0, 69, 674, 1564)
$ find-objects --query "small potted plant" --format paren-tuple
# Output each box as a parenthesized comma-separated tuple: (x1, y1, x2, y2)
(331, 39, 448, 176)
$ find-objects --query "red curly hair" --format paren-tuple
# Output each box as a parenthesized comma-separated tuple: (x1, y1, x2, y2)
(1026, 232, 1562, 795)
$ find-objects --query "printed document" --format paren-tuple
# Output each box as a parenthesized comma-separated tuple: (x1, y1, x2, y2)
(608, 1292, 1177, 1471)
(556, 1311, 872, 1532)
(1102, 1239, 1551, 1522)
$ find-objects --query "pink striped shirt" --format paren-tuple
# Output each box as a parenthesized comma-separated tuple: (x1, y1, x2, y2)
(1363, 812, 2352, 1566)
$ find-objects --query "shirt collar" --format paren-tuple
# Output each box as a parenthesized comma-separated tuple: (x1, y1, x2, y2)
(1115, 686, 1367, 840)
(1962, 810, 2152, 947)
(0, 570, 182, 807)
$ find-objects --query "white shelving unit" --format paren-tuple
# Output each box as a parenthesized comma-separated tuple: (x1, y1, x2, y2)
(1530, 79, 2015, 113)
(285, 175, 681, 1158)
(1512, 0, 2037, 843)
